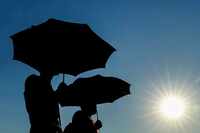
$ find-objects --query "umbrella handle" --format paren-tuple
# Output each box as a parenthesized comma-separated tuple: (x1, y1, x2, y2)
(57, 107, 62, 133)
(96, 109, 99, 120)
(62, 74, 65, 83)
(96, 109, 101, 133)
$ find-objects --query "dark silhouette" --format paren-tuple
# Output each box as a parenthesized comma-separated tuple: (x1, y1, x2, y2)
(56, 74, 130, 106)
(80, 104, 102, 130)
(24, 71, 61, 133)
(80, 103, 97, 116)
(10, 18, 115, 76)
(57, 83, 103, 132)
(10, 18, 130, 133)
(56, 74, 130, 133)
(63, 110, 100, 133)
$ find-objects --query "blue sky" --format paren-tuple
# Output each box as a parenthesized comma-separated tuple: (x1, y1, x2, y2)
(1, 0, 200, 133)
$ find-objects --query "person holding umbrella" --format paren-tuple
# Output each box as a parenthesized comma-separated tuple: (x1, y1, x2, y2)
(63, 110, 101, 133)
(56, 82, 103, 133)
(56, 74, 130, 133)
(10, 18, 116, 132)
(10, 18, 119, 133)
(24, 70, 62, 133)
(80, 103, 103, 130)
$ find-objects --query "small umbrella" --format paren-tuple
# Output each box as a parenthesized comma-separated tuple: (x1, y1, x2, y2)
(56, 75, 131, 106)
(10, 18, 115, 76)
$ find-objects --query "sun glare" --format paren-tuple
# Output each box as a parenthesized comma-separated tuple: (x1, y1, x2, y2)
(159, 95, 186, 120)
(140, 70, 200, 131)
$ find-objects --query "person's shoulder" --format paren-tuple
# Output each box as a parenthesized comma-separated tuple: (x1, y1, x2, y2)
(25, 74, 40, 85)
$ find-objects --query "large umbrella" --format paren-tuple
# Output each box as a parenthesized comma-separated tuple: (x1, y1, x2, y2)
(56, 75, 131, 106)
(10, 18, 115, 76)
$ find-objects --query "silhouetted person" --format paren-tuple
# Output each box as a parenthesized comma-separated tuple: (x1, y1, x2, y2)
(80, 104, 102, 130)
(64, 110, 98, 133)
(56, 82, 102, 133)
(24, 71, 61, 133)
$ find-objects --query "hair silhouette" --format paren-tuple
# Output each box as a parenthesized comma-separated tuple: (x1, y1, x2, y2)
(64, 110, 98, 133)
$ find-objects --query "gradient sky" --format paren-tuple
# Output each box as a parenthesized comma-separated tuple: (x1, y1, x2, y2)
(1, 0, 200, 133)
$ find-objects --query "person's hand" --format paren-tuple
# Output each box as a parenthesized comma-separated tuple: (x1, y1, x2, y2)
(95, 120, 102, 129)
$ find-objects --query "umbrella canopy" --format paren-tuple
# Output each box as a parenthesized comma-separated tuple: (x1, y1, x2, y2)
(56, 75, 131, 106)
(10, 18, 115, 76)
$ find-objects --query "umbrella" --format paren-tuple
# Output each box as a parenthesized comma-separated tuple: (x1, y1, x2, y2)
(10, 18, 115, 76)
(56, 75, 131, 106)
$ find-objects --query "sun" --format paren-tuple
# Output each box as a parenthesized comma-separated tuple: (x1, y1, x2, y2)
(140, 70, 200, 131)
(159, 95, 186, 120)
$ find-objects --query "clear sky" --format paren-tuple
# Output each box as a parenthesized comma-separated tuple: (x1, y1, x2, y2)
(1, 0, 200, 133)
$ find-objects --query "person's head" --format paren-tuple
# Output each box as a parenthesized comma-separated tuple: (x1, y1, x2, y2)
(25, 74, 39, 87)
(80, 104, 97, 117)
(72, 110, 88, 124)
